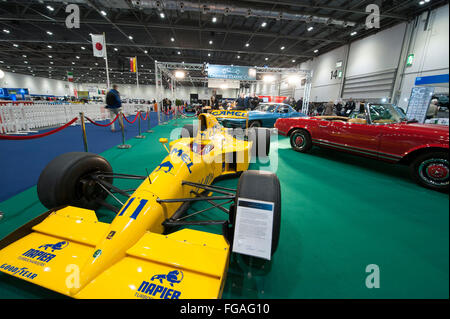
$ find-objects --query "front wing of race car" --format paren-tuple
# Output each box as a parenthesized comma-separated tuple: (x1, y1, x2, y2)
(0, 207, 229, 299)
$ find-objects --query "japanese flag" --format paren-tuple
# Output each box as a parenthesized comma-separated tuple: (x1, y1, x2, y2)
(91, 34, 106, 57)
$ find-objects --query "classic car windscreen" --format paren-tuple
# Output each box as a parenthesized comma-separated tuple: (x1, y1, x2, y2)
(257, 104, 277, 112)
(369, 104, 407, 124)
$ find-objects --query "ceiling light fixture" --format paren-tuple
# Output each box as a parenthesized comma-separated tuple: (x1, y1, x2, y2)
(160, 12, 165, 18)
(350, 31, 357, 36)
(171, 37, 175, 42)
(307, 26, 314, 32)
(261, 22, 267, 27)
(100, 10, 107, 16)
(245, 43, 249, 47)
(212, 16, 217, 23)
(280, 46, 285, 50)
(46, 5, 54, 11)
(209, 40, 213, 45)
(3, 29, 10, 34)
(46, 31, 53, 36)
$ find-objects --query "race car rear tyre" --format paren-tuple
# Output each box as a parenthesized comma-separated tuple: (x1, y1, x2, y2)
(290, 129, 312, 153)
(230, 170, 281, 257)
(180, 124, 197, 138)
(409, 151, 449, 192)
(37, 152, 113, 210)
(249, 127, 270, 157)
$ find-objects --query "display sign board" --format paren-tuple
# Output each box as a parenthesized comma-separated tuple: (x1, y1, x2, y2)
(406, 86, 435, 124)
(207, 64, 256, 81)
(208, 78, 240, 89)
(232, 198, 274, 260)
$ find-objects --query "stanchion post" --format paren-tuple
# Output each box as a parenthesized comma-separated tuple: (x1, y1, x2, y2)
(79, 112, 89, 152)
(146, 107, 153, 133)
(136, 111, 145, 139)
(117, 112, 131, 149)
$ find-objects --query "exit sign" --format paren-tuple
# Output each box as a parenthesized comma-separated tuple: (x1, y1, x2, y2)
(406, 54, 414, 67)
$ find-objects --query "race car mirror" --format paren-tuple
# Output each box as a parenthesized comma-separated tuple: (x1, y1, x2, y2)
(159, 138, 170, 153)
(231, 198, 274, 261)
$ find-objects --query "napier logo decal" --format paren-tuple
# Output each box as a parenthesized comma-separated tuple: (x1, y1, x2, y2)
(135, 270, 184, 299)
(151, 270, 184, 286)
(38, 241, 69, 252)
(19, 241, 69, 266)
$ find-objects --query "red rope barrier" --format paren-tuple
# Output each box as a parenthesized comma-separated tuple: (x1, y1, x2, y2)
(0, 117, 79, 140)
(85, 113, 119, 127)
(123, 112, 140, 124)
(164, 108, 175, 116)
(178, 105, 197, 117)
(140, 111, 149, 121)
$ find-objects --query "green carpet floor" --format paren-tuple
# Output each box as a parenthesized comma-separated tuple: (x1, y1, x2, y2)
(0, 118, 448, 299)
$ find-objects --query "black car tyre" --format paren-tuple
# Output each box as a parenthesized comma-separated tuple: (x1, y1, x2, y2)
(249, 120, 261, 128)
(290, 129, 312, 153)
(410, 151, 449, 192)
(37, 152, 113, 210)
(229, 170, 281, 257)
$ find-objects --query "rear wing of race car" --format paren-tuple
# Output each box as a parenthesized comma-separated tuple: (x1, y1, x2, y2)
(210, 110, 250, 129)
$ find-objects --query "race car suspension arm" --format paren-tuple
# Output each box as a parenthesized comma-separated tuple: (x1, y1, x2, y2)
(94, 172, 147, 180)
(181, 181, 236, 196)
(189, 190, 231, 214)
(157, 195, 234, 203)
(91, 175, 131, 199)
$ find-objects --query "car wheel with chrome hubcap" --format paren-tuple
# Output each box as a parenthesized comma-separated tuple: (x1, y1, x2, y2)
(410, 152, 449, 191)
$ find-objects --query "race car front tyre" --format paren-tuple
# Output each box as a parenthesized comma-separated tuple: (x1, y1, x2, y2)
(290, 129, 312, 153)
(249, 127, 270, 157)
(37, 152, 113, 210)
(230, 170, 281, 258)
(410, 151, 449, 192)
(180, 124, 198, 138)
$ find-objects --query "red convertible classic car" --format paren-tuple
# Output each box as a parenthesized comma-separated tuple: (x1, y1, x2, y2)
(275, 103, 449, 191)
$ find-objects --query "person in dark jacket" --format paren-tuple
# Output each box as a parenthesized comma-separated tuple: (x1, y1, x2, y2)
(210, 95, 219, 109)
(249, 93, 259, 110)
(295, 98, 303, 112)
(244, 94, 250, 110)
(235, 93, 246, 110)
(105, 84, 123, 132)
(342, 98, 356, 116)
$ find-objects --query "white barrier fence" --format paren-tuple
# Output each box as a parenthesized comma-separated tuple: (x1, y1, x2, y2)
(0, 103, 147, 134)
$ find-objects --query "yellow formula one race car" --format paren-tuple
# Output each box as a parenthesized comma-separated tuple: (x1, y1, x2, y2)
(0, 113, 280, 299)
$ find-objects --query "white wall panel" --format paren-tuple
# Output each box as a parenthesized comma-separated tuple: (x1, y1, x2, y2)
(346, 23, 406, 77)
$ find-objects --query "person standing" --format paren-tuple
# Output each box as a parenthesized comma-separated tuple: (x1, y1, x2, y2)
(343, 97, 356, 116)
(427, 99, 439, 119)
(210, 95, 219, 109)
(323, 101, 335, 116)
(105, 84, 123, 132)
(295, 98, 303, 112)
(235, 93, 246, 110)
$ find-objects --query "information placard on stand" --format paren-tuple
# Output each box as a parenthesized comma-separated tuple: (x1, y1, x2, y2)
(232, 198, 274, 261)
(406, 86, 435, 123)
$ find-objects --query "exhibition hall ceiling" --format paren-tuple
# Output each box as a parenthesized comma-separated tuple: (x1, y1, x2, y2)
(0, 0, 445, 84)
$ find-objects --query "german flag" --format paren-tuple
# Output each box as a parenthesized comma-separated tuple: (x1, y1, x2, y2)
(129, 57, 137, 73)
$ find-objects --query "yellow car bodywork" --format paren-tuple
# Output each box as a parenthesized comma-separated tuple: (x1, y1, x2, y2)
(0, 113, 252, 299)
